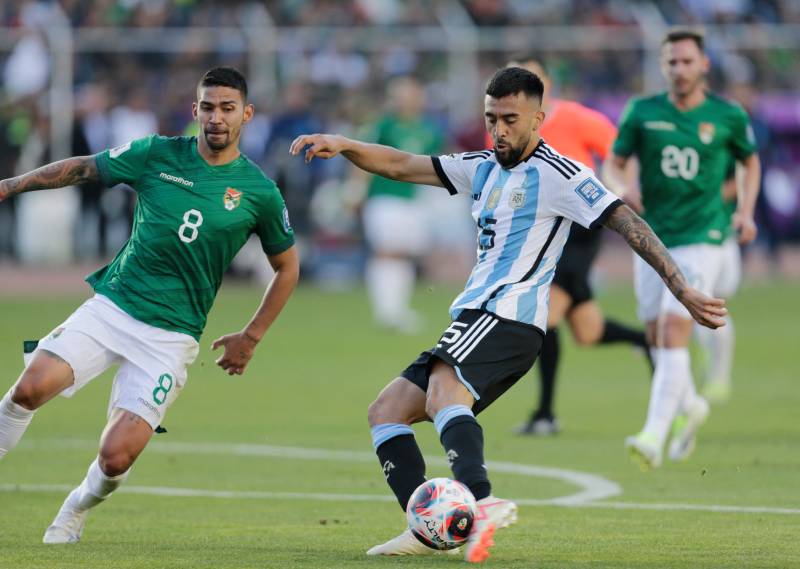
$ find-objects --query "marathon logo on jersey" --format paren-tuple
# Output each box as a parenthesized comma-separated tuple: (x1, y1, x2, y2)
(698, 122, 715, 144)
(224, 187, 242, 211)
(575, 178, 606, 207)
(159, 172, 194, 188)
(644, 121, 676, 131)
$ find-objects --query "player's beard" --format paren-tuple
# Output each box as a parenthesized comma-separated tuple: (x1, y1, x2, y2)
(204, 128, 232, 151)
(673, 74, 704, 98)
(494, 139, 527, 168)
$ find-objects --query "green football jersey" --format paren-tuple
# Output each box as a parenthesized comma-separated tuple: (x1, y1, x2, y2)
(89, 135, 294, 340)
(613, 92, 756, 247)
(366, 114, 444, 200)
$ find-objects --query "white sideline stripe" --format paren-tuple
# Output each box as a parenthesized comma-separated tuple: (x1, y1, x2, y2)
(20, 438, 620, 504)
(2, 484, 799, 516)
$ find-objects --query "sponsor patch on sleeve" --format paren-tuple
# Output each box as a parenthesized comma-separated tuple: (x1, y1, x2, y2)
(574, 178, 606, 207)
(282, 206, 292, 233)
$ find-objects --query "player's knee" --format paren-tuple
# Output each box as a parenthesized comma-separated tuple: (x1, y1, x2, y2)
(660, 316, 693, 347)
(424, 393, 444, 421)
(368, 393, 405, 426)
(367, 397, 386, 427)
(98, 448, 134, 478)
(10, 378, 47, 410)
(572, 328, 599, 346)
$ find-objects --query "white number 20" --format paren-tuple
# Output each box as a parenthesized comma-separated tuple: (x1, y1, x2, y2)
(661, 145, 699, 180)
(178, 209, 204, 244)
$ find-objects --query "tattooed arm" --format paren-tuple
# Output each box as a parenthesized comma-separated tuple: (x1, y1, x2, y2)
(0, 155, 100, 202)
(603, 204, 727, 329)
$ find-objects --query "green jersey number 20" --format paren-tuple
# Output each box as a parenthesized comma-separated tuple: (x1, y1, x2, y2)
(178, 209, 204, 244)
(661, 145, 699, 181)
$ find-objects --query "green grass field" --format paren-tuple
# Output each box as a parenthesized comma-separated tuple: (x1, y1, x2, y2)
(0, 280, 797, 568)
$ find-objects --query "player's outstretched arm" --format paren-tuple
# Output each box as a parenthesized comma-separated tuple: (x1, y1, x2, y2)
(212, 245, 300, 376)
(289, 133, 442, 187)
(0, 156, 100, 202)
(603, 204, 727, 329)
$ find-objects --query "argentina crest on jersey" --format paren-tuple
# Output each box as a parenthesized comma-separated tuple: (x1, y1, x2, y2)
(508, 187, 526, 209)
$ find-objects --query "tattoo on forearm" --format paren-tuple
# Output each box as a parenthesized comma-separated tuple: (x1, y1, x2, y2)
(0, 156, 99, 199)
(604, 205, 687, 300)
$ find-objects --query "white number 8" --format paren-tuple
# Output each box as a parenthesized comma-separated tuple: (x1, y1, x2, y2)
(178, 209, 204, 243)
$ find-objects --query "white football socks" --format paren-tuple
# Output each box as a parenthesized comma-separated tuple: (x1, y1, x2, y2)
(0, 389, 35, 460)
(695, 315, 735, 388)
(365, 257, 416, 327)
(72, 458, 130, 512)
(642, 348, 692, 446)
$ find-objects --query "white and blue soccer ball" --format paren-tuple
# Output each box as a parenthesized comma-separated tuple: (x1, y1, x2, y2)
(406, 477, 477, 550)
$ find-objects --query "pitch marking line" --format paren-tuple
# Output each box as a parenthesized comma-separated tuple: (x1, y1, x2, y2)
(8, 438, 799, 515)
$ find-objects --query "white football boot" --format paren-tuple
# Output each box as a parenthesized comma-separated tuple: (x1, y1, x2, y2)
(669, 396, 710, 462)
(42, 489, 88, 544)
(464, 496, 518, 563)
(625, 432, 663, 471)
(366, 528, 460, 556)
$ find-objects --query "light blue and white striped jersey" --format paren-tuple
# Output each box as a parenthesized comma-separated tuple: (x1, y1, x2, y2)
(431, 140, 622, 331)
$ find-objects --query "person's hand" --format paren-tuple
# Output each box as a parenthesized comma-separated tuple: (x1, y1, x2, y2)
(211, 331, 259, 376)
(289, 134, 346, 163)
(732, 212, 757, 245)
(680, 288, 727, 329)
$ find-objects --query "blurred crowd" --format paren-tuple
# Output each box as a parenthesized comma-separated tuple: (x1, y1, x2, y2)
(1, 0, 799, 275)
(3, 0, 798, 27)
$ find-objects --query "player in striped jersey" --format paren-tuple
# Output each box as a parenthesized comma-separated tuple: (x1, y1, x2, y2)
(291, 66, 726, 563)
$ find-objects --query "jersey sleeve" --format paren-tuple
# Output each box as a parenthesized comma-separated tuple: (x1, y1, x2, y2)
(255, 186, 295, 256)
(95, 135, 155, 188)
(431, 151, 491, 196)
(550, 170, 624, 229)
(611, 99, 640, 158)
(729, 105, 758, 161)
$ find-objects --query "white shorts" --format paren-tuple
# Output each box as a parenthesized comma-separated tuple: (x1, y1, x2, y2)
(714, 237, 741, 298)
(634, 243, 724, 323)
(363, 195, 430, 256)
(30, 295, 199, 429)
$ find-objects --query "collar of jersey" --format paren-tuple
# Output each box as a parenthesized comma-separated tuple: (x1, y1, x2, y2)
(191, 138, 245, 174)
(662, 91, 712, 116)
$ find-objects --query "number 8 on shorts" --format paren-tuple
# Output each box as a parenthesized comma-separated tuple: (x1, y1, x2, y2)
(152, 373, 174, 405)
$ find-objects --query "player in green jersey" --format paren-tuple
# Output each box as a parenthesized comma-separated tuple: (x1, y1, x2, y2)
(361, 76, 445, 333)
(609, 29, 760, 470)
(0, 68, 299, 542)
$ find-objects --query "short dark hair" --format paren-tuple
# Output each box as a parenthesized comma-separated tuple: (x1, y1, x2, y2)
(662, 27, 705, 51)
(198, 67, 248, 100)
(508, 52, 548, 76)
(485, 67, 544, 102)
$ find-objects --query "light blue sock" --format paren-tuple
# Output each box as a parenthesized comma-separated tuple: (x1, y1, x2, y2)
(370, 423, 414, 451)
(434, 404, 474, 436)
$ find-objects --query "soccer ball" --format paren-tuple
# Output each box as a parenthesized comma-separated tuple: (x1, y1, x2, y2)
(406, 477, 477, 550)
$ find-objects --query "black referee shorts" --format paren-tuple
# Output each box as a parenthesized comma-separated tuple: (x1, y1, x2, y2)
(552, 237, 602, 307)
(400, 309, 544, 415)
